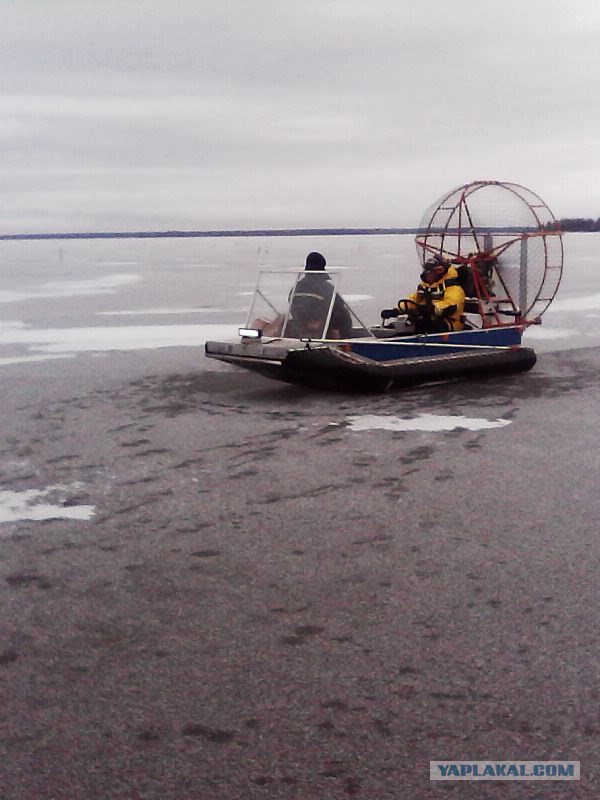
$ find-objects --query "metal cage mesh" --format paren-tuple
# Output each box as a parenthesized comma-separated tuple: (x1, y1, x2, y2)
(415, 181, 563, 320)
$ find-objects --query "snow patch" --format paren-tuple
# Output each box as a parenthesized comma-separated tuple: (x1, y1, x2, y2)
(0, 273, 140, 303)
(0, 323, 237, 365)
(547, 293, 600, 313)
(0, 485, 95, 524)
(0, 354, 76, 366)
(523, 326, 577, 340)
(96, 306, 243, 316)
(343, 294, 373, 303)
(346, 413, 511, 432)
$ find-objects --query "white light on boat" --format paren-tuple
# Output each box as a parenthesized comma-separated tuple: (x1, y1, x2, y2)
(238, 327, 262, 339)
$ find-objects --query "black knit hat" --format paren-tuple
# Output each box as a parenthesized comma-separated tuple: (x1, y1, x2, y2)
(305, 251, 326, 270)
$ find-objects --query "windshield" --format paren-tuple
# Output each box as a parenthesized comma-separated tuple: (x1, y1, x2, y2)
(245, 270, 372, 340)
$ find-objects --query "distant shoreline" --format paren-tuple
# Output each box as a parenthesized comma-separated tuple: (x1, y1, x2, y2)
(0, 225, 542, 241)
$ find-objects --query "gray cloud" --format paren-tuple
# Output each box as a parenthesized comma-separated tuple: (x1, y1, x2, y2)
(1, 0, 599, 231)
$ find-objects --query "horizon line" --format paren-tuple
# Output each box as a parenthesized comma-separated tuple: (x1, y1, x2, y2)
(0, 226, 540, 241)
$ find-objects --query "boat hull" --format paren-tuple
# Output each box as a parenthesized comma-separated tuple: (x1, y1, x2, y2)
(205, 330, 537, 393)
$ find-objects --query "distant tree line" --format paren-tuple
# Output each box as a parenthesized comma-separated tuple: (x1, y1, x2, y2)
(543, 218, 600, 232)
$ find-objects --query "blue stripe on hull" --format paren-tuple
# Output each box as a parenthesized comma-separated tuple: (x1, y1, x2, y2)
(350, 327, 523, 362)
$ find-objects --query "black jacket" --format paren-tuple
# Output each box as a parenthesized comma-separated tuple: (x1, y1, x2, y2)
(289, 273, 352, 337)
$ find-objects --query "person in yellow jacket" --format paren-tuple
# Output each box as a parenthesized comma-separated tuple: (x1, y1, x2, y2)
(381, 257, 466, 333)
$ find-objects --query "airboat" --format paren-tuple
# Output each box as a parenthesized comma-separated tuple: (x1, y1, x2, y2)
(205, 181, 564, 392)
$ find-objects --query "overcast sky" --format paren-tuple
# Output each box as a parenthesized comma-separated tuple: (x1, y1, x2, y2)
(2, 0, 599, 232)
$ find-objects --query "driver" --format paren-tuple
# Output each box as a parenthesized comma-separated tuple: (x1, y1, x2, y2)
(381, 257, 465, 333)
(287, 252, 353, 338)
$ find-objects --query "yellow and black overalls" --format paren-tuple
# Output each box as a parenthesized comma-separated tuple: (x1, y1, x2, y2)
(399, 266, 466, 332)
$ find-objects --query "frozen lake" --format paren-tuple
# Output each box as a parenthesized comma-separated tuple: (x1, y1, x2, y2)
(2, 234, 600, 797)
(0, 232, 598, 366)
